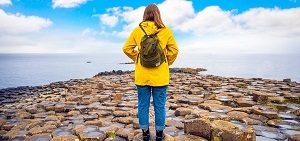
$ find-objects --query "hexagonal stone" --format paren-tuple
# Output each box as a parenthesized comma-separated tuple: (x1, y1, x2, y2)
(184, 118, 211, 140)
(25, 133, 52, 141)
(174, 134, 208, 141)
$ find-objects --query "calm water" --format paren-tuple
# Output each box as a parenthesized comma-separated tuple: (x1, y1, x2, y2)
(0, 53, 299, 89)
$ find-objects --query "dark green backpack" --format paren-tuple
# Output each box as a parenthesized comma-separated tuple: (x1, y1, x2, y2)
(137, 23, 166, 68)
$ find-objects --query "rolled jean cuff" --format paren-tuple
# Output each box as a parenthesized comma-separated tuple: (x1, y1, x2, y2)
(155, 125, 165, 131)
(139, 124, 149, 130)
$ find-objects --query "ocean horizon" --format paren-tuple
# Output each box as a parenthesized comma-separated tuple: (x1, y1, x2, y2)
(0, 53, 299, 89)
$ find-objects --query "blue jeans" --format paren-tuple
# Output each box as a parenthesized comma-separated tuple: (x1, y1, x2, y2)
(137, 85, 167, 131)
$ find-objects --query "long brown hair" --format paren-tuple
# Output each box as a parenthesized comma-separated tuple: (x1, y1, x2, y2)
(143, 4, 165, 29)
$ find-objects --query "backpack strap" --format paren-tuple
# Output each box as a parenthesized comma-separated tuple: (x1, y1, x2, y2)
(139, 23, 148, 36)
(136, 53, 139, 64)
(137, 22, 146, 65)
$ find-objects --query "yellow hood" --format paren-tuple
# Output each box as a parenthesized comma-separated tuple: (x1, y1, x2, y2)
(140, 21, 162, 35)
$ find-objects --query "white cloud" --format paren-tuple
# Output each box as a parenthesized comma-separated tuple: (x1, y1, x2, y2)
(100, 14, 118, 27)
(173, 6, 300, 38)
(175, 6, 300, 54)
(176, 6, 237, 35)
(0, 0, 11, 6)
(159, 0, 195, 28)
(116, 6, 144, 38)
(97, 0, 300, 54)
(0, 9, 52, 35)
(52, 0, 88, 8)
(98, 6, 142, 38)
(0, 30, 122, 53)
(234, 7, 300, 37)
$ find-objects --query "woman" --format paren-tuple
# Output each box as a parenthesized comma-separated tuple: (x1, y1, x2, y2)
(122, 4, 178, 141)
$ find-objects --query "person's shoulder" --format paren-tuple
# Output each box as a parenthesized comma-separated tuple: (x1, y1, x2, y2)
(132, 27, 140, 33)
(160, 26, 174, 35)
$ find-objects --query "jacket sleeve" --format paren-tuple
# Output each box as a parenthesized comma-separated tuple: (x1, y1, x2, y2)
(166, 28, 179, 65)
(123, 29, 138, 61)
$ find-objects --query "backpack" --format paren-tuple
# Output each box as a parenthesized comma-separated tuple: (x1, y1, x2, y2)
(137, 23, 166, 68)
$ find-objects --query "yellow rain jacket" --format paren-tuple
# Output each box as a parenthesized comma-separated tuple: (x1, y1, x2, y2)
(123, 21, 179, 86)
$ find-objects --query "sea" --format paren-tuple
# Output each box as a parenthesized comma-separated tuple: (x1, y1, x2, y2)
(0, 53, 299, 89)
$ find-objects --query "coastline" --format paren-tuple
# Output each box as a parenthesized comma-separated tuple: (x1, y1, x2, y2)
(0, 68, 299, 141)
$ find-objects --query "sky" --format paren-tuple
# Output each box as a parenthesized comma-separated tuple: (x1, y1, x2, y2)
(0, 0, 300, 54)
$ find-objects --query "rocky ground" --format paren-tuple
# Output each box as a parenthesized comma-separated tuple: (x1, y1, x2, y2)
(0, 68, 299, 141)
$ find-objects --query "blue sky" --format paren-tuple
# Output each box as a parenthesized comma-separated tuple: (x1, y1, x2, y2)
(2, 0, 299, 30)
(0, 0, 300, 54)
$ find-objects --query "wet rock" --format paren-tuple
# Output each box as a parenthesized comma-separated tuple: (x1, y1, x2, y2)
(227, 111, 248, 121)
(252, 92, 275, 103)
(112, 93, 123, 102)
(203, 93, 216, 100)
(82, 114, 98, 121)
(25, 133, 52, 141)
(216, 95, 233, 102)
(0, 119, 6, 127)
(113, 111, 129, 117)
(174, 107, 192, 116)
(25, 106, 38, 114)
(96, 110, 112, 117)
(283, 78, 292, 83)
(76, 125, 106, 141)
(104, 136, 127, 141)
(116, 128, 131, 139)
(85, 119, 103, 127)
(205, 112, 228, 121)
(235, 98, 256, 107)
(267, 119, 300, 130)
(75, 105, 89, 113)
(44, 115, 64, 122)
(33, 112, 47, 119)
(174, 134, 208, 141)
(278, 112, 298, 119)
(292, 109, 300, 116)
(199, 103, 232, 113)
(163, 126, 182, 137)
(29, 125, 56, 135)
(289, 134, 300, 141)
(7, 136, 26, 141)
(211, 120, 255, 141)
(166, 118, 184, 129)
(113, 117, 133, 125)
(203, 100, 222, 105)
(249, 114, 268, 123)
(51, 135, 79, 141)
(52, 127, 75, 137)
(66, 95, 82, 102)
(184, 118, 212, 140)
(25, 120, 43, 131)
(241, 117, 262, 125)
(54, 103, 65, 113)
(268, 96, 285, 104)
(2, 120, 20, 131)
(132, 119, 139, 129)
(188, 88, 203, 95)
(253, 125, 287, 140)
(100, 123, 124, 135)
(3, 128, 27, 139)
(16, 111, 32, 119)
(67, 110, 81, 116)
(252, 108, 279, 119)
